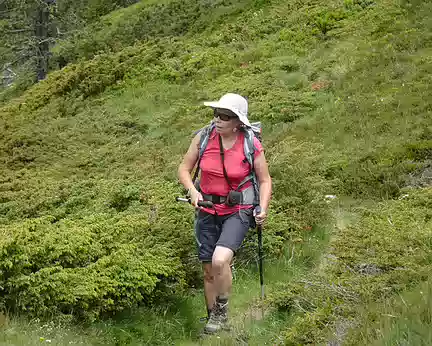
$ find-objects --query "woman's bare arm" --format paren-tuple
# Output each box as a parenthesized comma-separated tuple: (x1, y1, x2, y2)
(253, 151, 272, 212)
(178, 132, 201, 193)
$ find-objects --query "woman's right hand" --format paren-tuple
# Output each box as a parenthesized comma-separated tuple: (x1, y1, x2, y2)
(189, 188, 203, 208)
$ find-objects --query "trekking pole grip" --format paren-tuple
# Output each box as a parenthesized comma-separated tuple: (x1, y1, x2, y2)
(175, 197, 213, 209)
(197, 201, 214, 208)
(255, 206, 262, 214)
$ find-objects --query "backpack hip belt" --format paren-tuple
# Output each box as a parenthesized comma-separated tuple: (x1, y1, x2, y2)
(201, 185, 255, 206)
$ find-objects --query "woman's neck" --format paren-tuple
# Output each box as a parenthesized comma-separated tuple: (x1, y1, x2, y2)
(219, 131, 238, 141)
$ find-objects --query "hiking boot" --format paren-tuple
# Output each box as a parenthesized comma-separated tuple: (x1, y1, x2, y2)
(204, 296, 228, 334)
(199, 307, 213, 323)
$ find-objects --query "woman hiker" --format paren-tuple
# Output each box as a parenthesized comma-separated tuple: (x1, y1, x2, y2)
(178, 93, 272, 334)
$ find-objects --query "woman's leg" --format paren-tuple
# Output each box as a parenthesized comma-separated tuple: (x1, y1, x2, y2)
(202, 262, 216, 317)
(204, 247, 233, 334)
(203, 257, 234, 319)
(204, 209, 252, 333)
(195, 210, 222, 319)
(212, 246, 234, 300)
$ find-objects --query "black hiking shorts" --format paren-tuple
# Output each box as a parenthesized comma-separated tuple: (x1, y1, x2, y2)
(195, 208, 254, 262)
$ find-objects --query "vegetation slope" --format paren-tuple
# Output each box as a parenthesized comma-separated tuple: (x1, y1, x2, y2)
(0, 0, 431, 344)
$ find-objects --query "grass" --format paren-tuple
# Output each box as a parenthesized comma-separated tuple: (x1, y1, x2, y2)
(346, 278, 432, 346)
(0, 318, 96, 346)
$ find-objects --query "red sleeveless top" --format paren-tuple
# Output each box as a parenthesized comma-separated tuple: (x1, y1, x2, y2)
(199, 129, 263, 215)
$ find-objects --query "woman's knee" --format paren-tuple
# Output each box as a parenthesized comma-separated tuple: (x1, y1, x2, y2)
(212, 246, 233, 271)
(212, 256, 230, 273)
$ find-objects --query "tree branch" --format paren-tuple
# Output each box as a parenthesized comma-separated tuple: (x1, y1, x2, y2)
(5, 28, 33, 33)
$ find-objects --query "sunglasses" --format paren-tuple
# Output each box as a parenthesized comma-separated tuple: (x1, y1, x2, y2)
(214, 109, 237, 121)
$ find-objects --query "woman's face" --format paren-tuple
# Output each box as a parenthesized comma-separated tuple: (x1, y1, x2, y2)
(214, 109, 241, 135)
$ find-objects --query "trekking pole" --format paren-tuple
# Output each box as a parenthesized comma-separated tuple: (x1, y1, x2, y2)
(254, 206, 265, 302)
(175, 197, 214, 209)
(258, 223, 264, 301)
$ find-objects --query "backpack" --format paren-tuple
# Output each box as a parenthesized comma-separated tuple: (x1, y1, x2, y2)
(191, 120, 262, 206)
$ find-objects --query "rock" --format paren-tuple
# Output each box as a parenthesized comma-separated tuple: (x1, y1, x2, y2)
(355, 263, 382, 275)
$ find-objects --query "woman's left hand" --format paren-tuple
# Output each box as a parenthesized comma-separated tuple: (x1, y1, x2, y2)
(254, 207, 267, 225)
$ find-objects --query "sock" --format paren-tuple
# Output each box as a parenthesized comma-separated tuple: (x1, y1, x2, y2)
(216, 295, 228, 305)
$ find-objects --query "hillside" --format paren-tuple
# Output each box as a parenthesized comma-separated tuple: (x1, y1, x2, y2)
(0, 0, 141, 100)
(0, 0, 431, 344)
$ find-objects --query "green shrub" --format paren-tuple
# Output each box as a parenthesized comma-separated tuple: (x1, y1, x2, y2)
(269, 188, 432, 344)
(0, 214, 184, 321)
(55, 0, 139, 29)
(312, 8, 349, 36)
(322, 142, 430, 199)
(405, 140, 432, 161)
(51, 0, 254, 66)
(107, 183, 141, 212)
(334, 188, 432, 276)
(1, 44, 159, 116)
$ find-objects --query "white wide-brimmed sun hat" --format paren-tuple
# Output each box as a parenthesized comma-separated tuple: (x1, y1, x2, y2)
(204, 93, 251, 127)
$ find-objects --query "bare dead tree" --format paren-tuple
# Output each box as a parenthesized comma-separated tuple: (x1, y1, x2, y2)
(35, 0, 55, 81)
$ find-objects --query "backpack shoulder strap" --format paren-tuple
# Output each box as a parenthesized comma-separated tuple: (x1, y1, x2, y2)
(241, 127, 261, 206)
(198, 123, 214, 159)
(243, 127, 256, 168)
(192, 123, 215, 185)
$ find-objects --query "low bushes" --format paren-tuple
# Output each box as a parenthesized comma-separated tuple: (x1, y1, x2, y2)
(269, 187, 432, 344)
(51, 0, 253, 66)
(322, 140, 432, 199)
(0, 213, 184, 322)
(1, 44, 160, 116)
